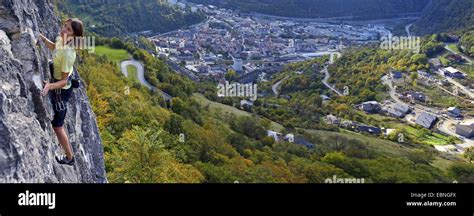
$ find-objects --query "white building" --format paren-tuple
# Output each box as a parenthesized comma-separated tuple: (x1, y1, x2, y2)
(267, 130, 282, 142)
(284, 134, 295, 143)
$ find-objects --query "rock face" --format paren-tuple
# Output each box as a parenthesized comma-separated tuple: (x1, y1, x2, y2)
(0, 0, 106, 183)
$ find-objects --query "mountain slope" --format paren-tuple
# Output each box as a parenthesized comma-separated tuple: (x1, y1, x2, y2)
(58, 0, 206, 37)
(411, 0, 474, 35)
(190, 0, 429, 19)
(0, 0, 106, 183)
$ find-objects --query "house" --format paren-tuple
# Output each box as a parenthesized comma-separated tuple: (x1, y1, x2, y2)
(443, 67, 465, 79)
(455, 124, 474, 138)
(356, 125, 382, 134)
(266, 131, 314, 149)
(446, 54, 463, 63)
(341, 120, 357, 129)
(417, 70, 433, 79)
(415, 112, 438, 129)
(413, 92, 426, 102)
(240, 100, 254, 111)
(340, 120, 381, 135)
(391, 70, 403, 79)
(284, 134, 295, 142)
(267, 130, 283, 142)
(361, 101, 381, 113)
(447, 107, 462, 118)
(326, 114, 340, 125)
(407, 92, 426, 102)
(441, 79, 450, 86)
(385, 128, 397, 136)
(387, 103, 411, 118)
(394, 103, 411, 114)
(196, 65, 209, 73)
(176, 53, 194, 62)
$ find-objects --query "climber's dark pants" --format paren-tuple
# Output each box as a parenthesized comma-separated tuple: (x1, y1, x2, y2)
(50, 87, 73, 127)
(49, 61, 73, 128)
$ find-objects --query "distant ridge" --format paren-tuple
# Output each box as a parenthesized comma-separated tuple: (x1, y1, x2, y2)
(189, 0, 430, 19)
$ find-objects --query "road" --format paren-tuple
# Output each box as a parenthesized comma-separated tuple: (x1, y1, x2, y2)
(434, 81, 472, 102)
(405, 23, 413, 37)
(272, 76, 289, 96)
(121, 59, 153, 89)
(382, 76, 409, 108)
(322, 67, 343, 96)
(120, 59, 172, 101)
(445, 77, 474, 99)
(273, 52, 341, 96)
(437, 119, 474, 153)
(321, 52, 343, 96)
(444, 43, 472, 65)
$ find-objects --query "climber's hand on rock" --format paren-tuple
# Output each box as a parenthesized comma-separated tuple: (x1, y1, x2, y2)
(41, 81, 51, 96)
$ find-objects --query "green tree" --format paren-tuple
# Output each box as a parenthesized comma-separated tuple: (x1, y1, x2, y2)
(225, 69, 237, 81)
(410, 54, 428, 65)
(108, 126, 204, 183)
(165, 114, 184, 135)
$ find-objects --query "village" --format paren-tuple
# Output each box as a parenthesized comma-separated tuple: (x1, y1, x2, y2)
(149, 3, 390, 83)
(323, 61, 474, 154)
(146, 1, 474, 155)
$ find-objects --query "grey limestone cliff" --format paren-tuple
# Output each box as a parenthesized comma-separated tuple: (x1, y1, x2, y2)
(0, 0, 106, 183)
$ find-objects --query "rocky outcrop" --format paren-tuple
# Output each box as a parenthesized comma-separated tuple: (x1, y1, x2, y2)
(0, 0, 106, 183)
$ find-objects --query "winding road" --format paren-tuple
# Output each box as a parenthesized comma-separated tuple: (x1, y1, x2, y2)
(272, 76, 289, 96)
(320, 52, 343, 96)
(405, 23, 413, 37)
(121, 60, 153, 89)
(120, 59, 172, 101)
(322, 67, 343, 96)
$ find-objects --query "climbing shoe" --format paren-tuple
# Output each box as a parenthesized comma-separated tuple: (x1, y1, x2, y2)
(55, 155, 75, 166)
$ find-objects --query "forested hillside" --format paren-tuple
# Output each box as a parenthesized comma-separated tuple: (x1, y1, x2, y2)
(460, 30, 474, 57)
(56, 0, 206, 36)
(189, 0, 429, 19)
(411, 0, 474, 35)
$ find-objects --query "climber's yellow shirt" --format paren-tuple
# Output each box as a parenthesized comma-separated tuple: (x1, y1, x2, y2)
(53, 36, 76, 90)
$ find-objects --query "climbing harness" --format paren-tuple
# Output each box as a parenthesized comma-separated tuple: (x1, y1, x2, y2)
(53, 89, 67, 111)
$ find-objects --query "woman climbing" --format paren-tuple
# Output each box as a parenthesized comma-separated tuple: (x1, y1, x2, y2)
(38, 18, 84, 166)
